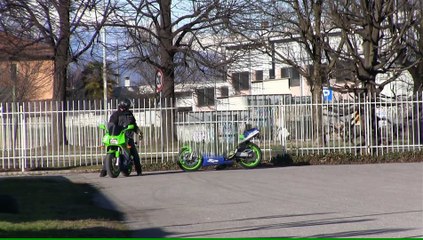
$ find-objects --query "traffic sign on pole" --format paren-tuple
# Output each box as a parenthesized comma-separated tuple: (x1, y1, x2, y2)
(323, 87, 333, 102)
(155, 69, 163, 93)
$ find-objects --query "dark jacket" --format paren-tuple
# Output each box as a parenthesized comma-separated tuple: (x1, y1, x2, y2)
(108, 109, 139, 138)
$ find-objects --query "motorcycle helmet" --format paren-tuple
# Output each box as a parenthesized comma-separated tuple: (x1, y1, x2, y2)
(118, 98, 131, 111)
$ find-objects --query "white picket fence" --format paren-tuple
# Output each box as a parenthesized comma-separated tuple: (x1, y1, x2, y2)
(1, 94, 422, 171)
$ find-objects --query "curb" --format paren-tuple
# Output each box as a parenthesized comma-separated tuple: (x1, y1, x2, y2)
(0, 169, 99, 177)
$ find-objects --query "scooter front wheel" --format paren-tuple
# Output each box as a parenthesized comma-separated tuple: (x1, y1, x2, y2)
(238, 143, 262, 169)
(105, 153, 120, 178)
(178, 147, 203, 171)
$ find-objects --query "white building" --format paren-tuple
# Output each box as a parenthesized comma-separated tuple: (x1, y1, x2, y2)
(125, 33, 414, 112)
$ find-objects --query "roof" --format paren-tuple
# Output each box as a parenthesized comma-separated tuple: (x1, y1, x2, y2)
(0, 32, 54, 61)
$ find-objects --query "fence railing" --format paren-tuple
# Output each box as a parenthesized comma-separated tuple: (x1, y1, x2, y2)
(1, 94, 422, 171)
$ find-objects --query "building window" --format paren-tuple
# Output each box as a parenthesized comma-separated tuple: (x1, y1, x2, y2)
(220, 86, 229, 98)
(255, 70, 263, 81)
(232, 72, 250, 92)
(281, 67, 300, 87)
(281, 67, 290, 78)
(196, 88, 215, 107)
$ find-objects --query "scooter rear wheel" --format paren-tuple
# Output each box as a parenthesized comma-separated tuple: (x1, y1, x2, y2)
(238, 143, 262, 168)
(178, 148, 203, 171)
(105, 153, 120, 178)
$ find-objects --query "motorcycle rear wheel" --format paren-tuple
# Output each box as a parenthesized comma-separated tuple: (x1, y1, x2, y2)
(238, 143, 262, 168)
(178, 148, 203, 171)
(105, 153, 120, 178)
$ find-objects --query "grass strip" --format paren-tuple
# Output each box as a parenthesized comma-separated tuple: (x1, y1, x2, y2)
(0, 176, 130, 237)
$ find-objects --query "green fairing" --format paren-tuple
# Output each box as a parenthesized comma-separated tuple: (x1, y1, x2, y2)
(102, 132, 127, 146)
(100, 124, 134, 146)
(98, 124, 135, 178)
(102, 126, 134, 158)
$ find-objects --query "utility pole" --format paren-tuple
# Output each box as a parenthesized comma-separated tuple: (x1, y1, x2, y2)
(102, 0, 108, 113)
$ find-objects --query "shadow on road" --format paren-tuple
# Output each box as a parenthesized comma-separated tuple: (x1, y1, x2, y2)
(0, 176, 130, 237)
(140, 210, 422, 238)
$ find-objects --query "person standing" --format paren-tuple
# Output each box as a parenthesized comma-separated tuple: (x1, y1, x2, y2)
(100, 98, 142, 177)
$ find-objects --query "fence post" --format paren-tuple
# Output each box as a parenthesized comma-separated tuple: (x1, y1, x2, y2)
(19, 105, 26, 172)
(280, 103, 287, 154)
(364, 95, 370, 155)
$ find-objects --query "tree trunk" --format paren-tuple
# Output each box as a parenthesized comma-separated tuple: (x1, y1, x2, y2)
(309, 62, 326, 147)
(409, 63, 423, 94)
(158, 0, 177, 149)
(312, 86, 324, 146)
(52, 0, 71, 145)
(364, 84, 381, 154)
(409, 65, 423, 144)
(310, 0, 325, 147)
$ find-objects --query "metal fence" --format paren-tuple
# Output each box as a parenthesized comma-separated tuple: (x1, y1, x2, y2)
(1, 94, 422, 171)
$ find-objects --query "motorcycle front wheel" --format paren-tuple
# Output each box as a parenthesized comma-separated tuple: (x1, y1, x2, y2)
(105, 153, 120, 178)
(238, 142, 262, 169)
(178, 148, 203, 171)
(120, 159, 133, 177)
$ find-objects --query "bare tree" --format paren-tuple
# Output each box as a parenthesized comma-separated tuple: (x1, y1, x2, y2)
(1, 61, 53, 102)
(0, 31, 55, 102)
(109, 0, 249, 145)
(328, 0, 418, 95)
(394, 0, 423, 144)
(0, 0, 116, 102)
(272, 0, 334, 146)
(0, 0, 116, 144)
(111, 0, 244, 100)
(328, 0, 420, 148)
(225, 0, 339, 146)
(124, 36, 225, 97)
(397, 0, 422, 95)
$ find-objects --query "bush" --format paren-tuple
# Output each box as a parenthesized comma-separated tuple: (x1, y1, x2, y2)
(271, 150, 423, 166)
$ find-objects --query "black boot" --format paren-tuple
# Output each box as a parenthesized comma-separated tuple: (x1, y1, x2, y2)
(99, 170, 107, 177)
(135, 165, 142, 176)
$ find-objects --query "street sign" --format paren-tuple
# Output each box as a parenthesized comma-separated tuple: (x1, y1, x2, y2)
(323, 87, 333, 102)
(155, 69, 163, 93)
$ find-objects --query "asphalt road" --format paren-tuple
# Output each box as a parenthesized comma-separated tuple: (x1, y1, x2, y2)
(67, 163, 423, 238)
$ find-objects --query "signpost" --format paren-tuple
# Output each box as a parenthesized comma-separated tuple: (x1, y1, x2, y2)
(155, 69, 163, 94)
(323, 87, 333, 102)
(155, 69, 164, 160)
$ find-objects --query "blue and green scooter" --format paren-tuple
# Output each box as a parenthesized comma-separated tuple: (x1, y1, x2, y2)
(178, 128, 262, 171)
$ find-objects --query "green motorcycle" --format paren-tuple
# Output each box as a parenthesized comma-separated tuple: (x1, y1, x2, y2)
(99, 123, 135, 178)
